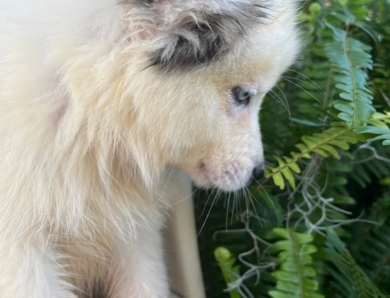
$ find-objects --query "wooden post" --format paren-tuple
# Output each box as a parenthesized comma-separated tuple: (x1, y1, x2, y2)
(163, 170, 206, 298)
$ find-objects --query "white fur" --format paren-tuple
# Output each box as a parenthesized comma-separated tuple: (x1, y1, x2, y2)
(0, 0, 300, 297)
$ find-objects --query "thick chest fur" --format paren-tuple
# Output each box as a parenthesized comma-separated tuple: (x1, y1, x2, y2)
(0, 0, 300, 297)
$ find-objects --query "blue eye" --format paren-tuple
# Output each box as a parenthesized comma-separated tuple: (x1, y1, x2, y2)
(234, 87, 251, 105)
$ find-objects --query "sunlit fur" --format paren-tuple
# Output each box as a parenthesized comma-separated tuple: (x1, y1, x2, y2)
(0, 0, 300, 297)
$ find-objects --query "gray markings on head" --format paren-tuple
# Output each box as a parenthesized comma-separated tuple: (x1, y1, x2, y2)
(149, 1, 270, 72)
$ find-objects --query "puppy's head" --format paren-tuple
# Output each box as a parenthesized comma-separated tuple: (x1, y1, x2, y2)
(118, 0, 300, 191)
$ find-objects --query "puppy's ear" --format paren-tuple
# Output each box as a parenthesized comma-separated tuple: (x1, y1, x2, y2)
(145, 1, 269, 72)
(129, 0, 168, 7)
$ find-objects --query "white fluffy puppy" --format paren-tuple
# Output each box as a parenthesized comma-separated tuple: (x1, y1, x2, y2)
(0, 0, 300, 297)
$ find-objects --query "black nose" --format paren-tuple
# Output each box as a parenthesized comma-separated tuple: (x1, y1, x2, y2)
(252, 165, 264, 181)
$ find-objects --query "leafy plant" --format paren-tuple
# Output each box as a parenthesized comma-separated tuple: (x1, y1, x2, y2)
(268, 229, 324, 298)
(214, 247, 242, 298)
(195, 0, 390, 297)
(325, 229, 386, 298)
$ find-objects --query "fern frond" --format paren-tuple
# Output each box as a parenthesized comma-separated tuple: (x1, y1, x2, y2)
(214, 247, 241, 298)
(324, 24, 375, 129)
(295, 60, 336, 125)
(265, 125, 363, 190)
(360, 112, 390, 145)
(195, 2, 390, 297)
(346, 0, 373, 21)
(325, 229, 387, 298)
(350, 196, 390, 294)
(269, 228, 324, 298)
(359, 220, 390, 292)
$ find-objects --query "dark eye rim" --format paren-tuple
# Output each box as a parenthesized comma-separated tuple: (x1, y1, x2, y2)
(232, 87, 252, 105)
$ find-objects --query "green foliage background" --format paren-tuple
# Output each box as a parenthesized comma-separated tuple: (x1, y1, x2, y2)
(195, 0, 390, 297)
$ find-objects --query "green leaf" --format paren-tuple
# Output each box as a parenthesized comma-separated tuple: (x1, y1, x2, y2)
(272, 171, 286, 190)
(324, 25, 375, 129)
(266, 126, 359, 189)
(325, 230, 387, 298)
(269, 229, 324, 298)
(281, 167, 296, 189)
(214, 247, 241, 298)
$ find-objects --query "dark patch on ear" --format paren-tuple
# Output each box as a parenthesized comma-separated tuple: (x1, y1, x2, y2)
(150, 21, 226, 72)
(138, 0, 154, 5)
(150, 2, 270, 73)
(118, 0, 154, 7)
(78, 280, 108, 298)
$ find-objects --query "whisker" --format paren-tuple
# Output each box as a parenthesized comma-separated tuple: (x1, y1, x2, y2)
(172, 178, 211, 206)
(198, 191, 220, 236)
(282, 74, 330, 100)
(244, 186, 260, 218)
(281, 77, 321, 103)
(226, 191, 231, 231)
(244, 189, 250, 224)
(268, 89, 291, 119)
(273, 85, 292, 120)
(231, 190, 237, 225)
(200, 186, 216, 217)
(288, 69, 331, 98)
